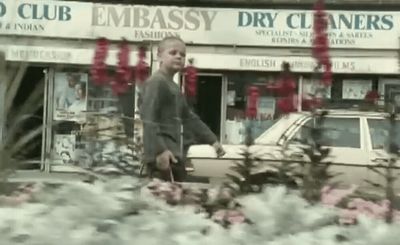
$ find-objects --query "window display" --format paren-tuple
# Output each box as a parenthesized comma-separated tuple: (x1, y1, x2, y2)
(342, 79, 372, 100)
(47, 69, 131, 170)
(53, 72, 88, 122)
(53, 134, 76, 164)
(302, 78, 331, 99)
(224, 71, 278, 144)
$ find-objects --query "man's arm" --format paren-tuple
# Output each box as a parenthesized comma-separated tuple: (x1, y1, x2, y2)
(140, 80, 167, 155)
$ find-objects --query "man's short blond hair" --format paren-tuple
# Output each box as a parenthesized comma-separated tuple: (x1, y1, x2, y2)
(157, 36, 185, 54)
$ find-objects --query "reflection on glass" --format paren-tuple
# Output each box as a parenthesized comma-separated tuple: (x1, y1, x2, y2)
(368, 119, 400, 150)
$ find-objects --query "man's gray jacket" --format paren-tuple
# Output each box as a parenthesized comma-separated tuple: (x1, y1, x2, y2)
(140, 71, 217, 163)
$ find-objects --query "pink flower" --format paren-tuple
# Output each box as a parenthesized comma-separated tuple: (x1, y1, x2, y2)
(321, 185, 357, 206)
(147, 179, 184, 204)
(211, 209, 246, 225)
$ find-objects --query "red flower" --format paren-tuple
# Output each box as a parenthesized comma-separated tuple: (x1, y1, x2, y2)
(365, 90, 380, 103)
(112, 40, 132, 95)
(302, 97, 323, 111)
(267, 74, 296, 97)
(246, 86, 260, 119)
(312, 0, 332, 88)
(321, 63, 332, 86)
(90, 38, 110, 86)
(277, 95, 297, 115)
(267, 62, 299, 115)
(135, 46, 149, 85)
(184, 58, 198, 97)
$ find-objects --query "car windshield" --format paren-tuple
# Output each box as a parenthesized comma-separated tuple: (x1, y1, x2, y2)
(367, 119, 400, 150)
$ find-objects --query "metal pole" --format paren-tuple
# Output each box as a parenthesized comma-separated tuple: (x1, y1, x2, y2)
(40, 68, 49, 171)
(0, 52, 6, 143)
(297, 75, 303, 112)
(43, 67, 55, 173)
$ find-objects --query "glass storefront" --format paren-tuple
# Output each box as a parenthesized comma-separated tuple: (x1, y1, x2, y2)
(220, 71, 387, 144)
(44, 68, 135, 171)
(224, 71, 279, 144)
(4, 62, 395, 170)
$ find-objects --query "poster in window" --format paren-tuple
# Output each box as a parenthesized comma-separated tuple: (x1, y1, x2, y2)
(342, 79, 372, 99)
(258, 97, 275, 120)
(302, 79, 331, 99)
(227, 90, 236, 106)
(53, 72, 88, 121)
(53, 134, 76, 164)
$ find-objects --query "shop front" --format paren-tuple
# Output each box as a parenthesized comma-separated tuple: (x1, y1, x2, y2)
(0, 41, 149, 172)
(1, 0, 400, 167)
(185, 51, 399, 143)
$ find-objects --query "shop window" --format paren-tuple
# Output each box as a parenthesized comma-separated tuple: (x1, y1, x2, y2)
(301, 77, 331, 99)
(48, 69, 134, 170)
(224, 71, 278, 144)
(342, 79, 372, 100)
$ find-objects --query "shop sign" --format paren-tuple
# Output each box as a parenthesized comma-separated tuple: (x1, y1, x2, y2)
(0, 0, 399, 49)
(1, 45, 149, 65)
(189, 53, 399, 74)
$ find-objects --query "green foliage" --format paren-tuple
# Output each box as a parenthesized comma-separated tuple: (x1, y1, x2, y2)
(226, 123, 299, 195)
(363, 112, 400, 223)
(226, 126, 262, 194)
(297, 110, 336, 204)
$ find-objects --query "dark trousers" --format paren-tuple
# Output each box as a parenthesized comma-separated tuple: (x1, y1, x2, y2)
(147, 160, 187, 182)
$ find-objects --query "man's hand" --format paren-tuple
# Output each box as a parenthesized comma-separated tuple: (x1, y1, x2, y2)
(212, 142, 226, 158)
(156, 150, 177, 170)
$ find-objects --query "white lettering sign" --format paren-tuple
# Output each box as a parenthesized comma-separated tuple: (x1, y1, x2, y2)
(188, 54, 399, 74)
(2, 45, 149, 65)
(0, 0, 399, 49)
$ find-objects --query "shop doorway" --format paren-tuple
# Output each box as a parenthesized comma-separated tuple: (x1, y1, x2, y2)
(12, 66, 45, 169)
(194, 75, 222, 138)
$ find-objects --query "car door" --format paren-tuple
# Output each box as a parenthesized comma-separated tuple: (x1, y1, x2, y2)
(285, 116, 370, 188)
(365, 117, 400, 191)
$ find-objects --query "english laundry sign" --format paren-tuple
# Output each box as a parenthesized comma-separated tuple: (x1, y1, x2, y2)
(0, 0, 399, 49)
(188, 53, 399, 74)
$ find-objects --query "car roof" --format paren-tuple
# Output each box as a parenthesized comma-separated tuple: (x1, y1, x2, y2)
(322, 109, 387, 117)
(291, 109, 388, 118)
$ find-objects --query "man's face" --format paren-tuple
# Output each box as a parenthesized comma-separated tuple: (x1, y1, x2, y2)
(158, 40, 186, 73)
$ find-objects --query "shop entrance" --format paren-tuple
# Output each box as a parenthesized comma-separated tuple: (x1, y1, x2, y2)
(194, 75, 222, 138)
(12, 66, 45, 169)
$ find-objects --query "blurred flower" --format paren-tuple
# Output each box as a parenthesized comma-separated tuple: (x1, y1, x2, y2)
(135, 46, 149, 85)
(246, 86, 260, 119)
(211, 209, 246, 226)
(112, 40, 132, 95)
(365, 90, 380, 104)
(90, 37, 110, 86)
(184, 58, 198, 98)
(320, 184, 357, 206)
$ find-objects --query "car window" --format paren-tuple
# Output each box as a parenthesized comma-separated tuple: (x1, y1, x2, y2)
(292, 117, 361, 148)
(367, 119, 400, 150)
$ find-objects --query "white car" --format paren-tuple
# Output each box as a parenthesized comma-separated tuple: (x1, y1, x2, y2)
(187, 110, 400, 190)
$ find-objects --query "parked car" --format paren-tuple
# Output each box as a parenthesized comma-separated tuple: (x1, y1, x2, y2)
(187, 110, 400, 190)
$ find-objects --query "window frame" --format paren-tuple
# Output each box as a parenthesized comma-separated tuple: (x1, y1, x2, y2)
(365, 116, 400, 151)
